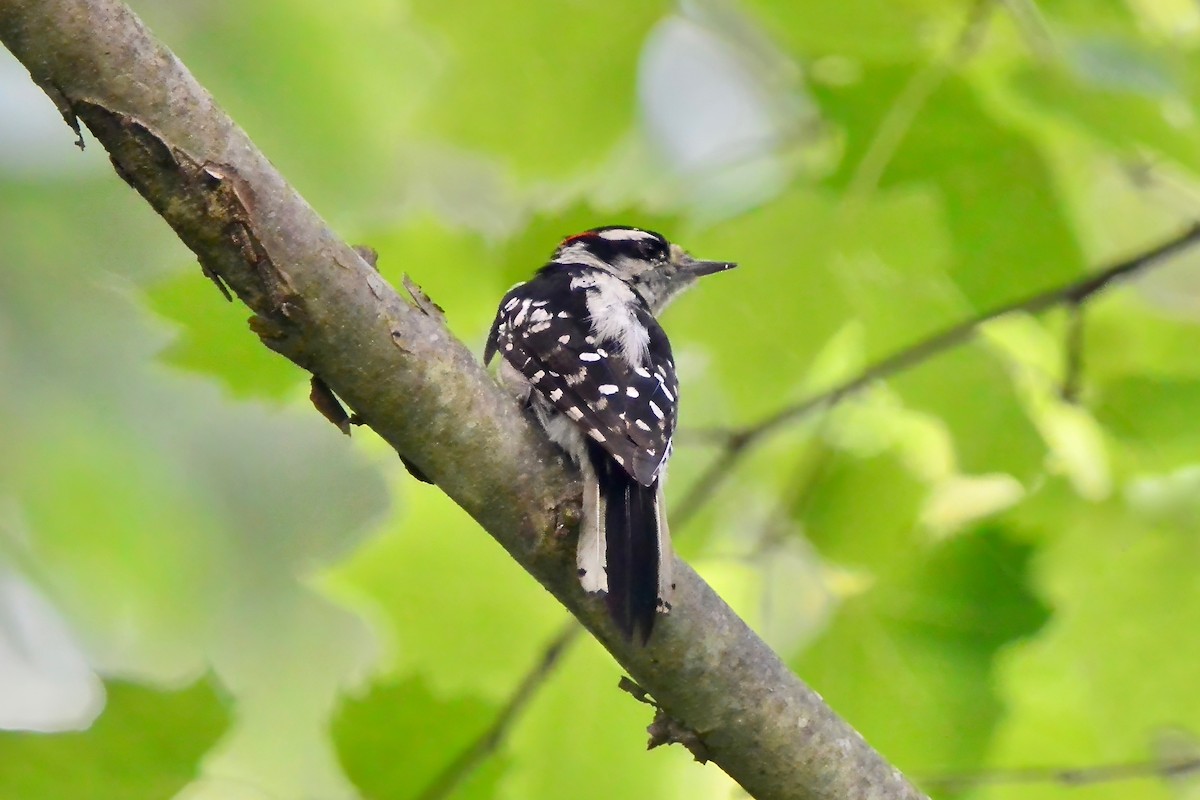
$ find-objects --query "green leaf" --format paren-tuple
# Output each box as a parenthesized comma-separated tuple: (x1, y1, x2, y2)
(1086, 294, 1200, 384)
(814, 69, 1087, 306)
(0, 679, 228, 800)
(895, 344, 1048, 481)
(1096, 376, 1200, 467)
(333, 676, 504, 800)
(153, 0, 435, 211)
(8, 413, 221, 674)
(1013, 63, 1200, 173)
(742, 0, 969, 60)
(408, 0, 670, 177)
(982, 499, 1200, 800)
(793, 453, 1045, 772)
(500, 636, 735, 799)
(796, 507, 1048, 773)
(981, 314, 1113, 500)
(144, 270, 303, 400)
(669, 189, 847, 421)
(325, 485, 566, 700)
(356, 220, 501, 347)
(1032, 0, 1139, 32)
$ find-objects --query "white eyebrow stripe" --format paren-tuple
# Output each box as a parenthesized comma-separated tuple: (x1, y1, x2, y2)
(596, 228, 657, 241)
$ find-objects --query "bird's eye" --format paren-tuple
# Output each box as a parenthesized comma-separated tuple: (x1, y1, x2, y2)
(639, 240, 668, 261)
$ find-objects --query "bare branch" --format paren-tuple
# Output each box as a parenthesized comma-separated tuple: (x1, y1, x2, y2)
(922, 756, 1200, 792)
(0, 1, 926, 798)
(1061, 302, 1084, 402)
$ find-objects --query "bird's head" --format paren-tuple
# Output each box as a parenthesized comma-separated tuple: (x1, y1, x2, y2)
(551, 226, 736, 313)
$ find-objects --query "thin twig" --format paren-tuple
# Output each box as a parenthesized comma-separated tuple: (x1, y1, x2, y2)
(1124, 158, 1200, 214)
(762, 431, 834, 549)
(675, 223, 1200, 526)
(921, 756, 1200, 792)
(415, 624, 582, 800)
(999, 0, 1058, 62)
(1061, 301, 1084, 402)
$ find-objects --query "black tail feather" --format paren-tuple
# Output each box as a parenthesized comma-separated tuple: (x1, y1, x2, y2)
(589, 442, 660, 644)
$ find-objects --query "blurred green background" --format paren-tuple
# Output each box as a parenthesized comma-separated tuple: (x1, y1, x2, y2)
(3, 1, 1200, 798)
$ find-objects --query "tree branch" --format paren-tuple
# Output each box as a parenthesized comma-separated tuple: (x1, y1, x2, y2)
(0, 1, 926, 798)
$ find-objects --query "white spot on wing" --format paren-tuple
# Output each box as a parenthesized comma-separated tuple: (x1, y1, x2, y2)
(513, 299, 531, 326)
(625, 386, 639, 398)
(579, 352, 601, 362)
(598, 384, 618, 395)
(649, 401, 664, 419)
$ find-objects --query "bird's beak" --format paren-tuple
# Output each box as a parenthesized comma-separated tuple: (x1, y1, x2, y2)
(683, 258, 737, 277)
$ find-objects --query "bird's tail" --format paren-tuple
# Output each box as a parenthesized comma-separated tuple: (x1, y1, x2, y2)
(577, 442, 673, 644)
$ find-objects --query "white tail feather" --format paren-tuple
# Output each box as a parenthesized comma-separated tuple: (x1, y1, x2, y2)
(576, 467, 608, 593)
(655, 485, 674, 614)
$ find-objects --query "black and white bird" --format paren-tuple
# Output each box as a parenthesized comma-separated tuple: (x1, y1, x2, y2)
(485, 226, 735, 642)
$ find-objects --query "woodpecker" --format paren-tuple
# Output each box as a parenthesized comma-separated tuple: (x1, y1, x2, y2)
(484, 226, 735, 642)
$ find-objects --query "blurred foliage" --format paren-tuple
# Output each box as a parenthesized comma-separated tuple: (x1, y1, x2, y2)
(0, 680, 228, 799)
(3, 0, 1200, 799)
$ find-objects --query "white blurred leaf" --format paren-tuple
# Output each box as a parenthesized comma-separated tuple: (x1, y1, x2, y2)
(920, 473, 1026, 538)
(0, 567, 103, 732)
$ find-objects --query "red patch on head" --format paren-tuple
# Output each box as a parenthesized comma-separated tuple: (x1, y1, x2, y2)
(560, 231, 597, 247)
